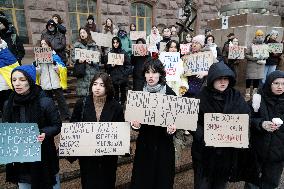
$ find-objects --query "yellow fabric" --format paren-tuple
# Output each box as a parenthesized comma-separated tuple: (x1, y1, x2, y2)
(0, 62, 20, 89)
(58, 65, 68, 90)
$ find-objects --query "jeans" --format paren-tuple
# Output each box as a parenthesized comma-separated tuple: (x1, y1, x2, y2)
(262, 65, 277, 84)
(18, 173, 60, 189)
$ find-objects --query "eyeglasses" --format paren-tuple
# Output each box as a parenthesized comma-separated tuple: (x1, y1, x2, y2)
(272, 82, 284, 87)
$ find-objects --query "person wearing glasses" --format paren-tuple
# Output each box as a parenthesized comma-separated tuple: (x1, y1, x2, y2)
(245, 70, 284, 189)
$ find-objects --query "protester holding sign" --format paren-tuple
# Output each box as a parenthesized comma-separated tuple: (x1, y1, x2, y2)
(131, 38, 150, 90)
(245, 71, 284, 189)
(105, 37, 131, 105)
(71, 27, 100, 97)
(130, 58, 176, 189)
(146, 25, 162, 54)
(263, 30, 282, 83)
(164, 40, 188, 96)
(192, 62, 250, 189)
(3, 65, 61, 189)
(226, 37, 243, 75)
(204, 35, 223, 61)
(70, 72, 124, 189)
(34, 39, 70, 121)
(245, 30, 266, 100)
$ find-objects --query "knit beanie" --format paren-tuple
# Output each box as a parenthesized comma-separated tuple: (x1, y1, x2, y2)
(12, 65, 36, 84)
(270, 30, 279, 36)
(192, 35, 205, 46)
(255, 29, 264, 37)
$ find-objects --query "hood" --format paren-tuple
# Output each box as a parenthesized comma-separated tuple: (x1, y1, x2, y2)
(262, 70, 284, 96)
(207, 61, 236, 89)
(112, 36, 122, 49)
(46, 19, 57, 32)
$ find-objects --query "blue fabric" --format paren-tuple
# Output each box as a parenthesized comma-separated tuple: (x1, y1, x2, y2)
(52, 54, 66, 67)
(13, 65, 36, 83)
(0, 47, 17, 68)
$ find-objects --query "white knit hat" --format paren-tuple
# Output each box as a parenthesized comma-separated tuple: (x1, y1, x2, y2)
(192, 35, 205, 46)
(270, 30, 279, 36)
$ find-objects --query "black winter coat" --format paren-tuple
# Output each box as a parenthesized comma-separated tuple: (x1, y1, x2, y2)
(131, 54, 150, 90)
(3, 88, 61, 189)
(250, 71, 284, 163)
(105, 48, 132, 85)
(130, 85, 176, 189)
(192, 62, 253, 182)
(70, 95, 124, 189)
(266, 39, 281, 66)
(0, 29, 25, 64)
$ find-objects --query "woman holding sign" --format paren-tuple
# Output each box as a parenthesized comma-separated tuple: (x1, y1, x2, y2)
(71, 27, 100, 97)
(192, 62, 250, 189)
(3, 65, 61, 189)
(245, 70, 284, 189)
(130, 58, 177, 189)
(70, 72, 124, 189)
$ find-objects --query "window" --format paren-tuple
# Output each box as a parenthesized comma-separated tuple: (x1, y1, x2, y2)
(0, 0, 29, 43)
(131, 3, 152, 35)
(68, 0, 97, 43)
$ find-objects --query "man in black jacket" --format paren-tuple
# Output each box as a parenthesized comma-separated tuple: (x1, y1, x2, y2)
(0, 12, 25, 65)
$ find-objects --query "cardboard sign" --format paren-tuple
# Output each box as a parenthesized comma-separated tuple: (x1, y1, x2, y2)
(130, 31, 146, 41)
(268, 43, 283, 53)
(74, 48, 100, 63)
(34, 47, 53, 64)
(132, 44, 148, 56)
(252, 44, 269, 59)
(228, 45, 245, 59)
(59, 122, 130, 156)
(107, 53, 124, 65)
(180, 44, 191, 55)
(159, 52, 180, 81)
(159, 42, 167, 52)
(91, 32, 112, 48)
(125, 91, 200, 131)
(204, 113, 249, 148)
(0, 123, 41, 164)
(183, 51, 214, 76)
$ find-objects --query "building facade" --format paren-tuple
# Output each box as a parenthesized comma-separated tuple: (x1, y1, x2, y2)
(0, 0, 283, 46)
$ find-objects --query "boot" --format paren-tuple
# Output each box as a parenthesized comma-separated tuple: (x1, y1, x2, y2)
(252, 88, 258, 96)
(245, 88, 251, 101)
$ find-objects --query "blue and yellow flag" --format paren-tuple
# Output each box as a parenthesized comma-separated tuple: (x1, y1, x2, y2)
(52, 54, 68, 90)
(0, 48, 20, 89)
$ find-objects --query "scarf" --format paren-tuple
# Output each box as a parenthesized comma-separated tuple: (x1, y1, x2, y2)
(143, 84, 166, 94)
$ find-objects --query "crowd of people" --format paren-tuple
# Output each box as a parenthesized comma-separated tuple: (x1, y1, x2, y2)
(0, 12, 284, 189)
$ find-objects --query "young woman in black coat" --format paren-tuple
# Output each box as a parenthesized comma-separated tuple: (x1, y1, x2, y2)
(3, 65, 61, 189)
(192, 62, 250, 189)
(130, 58, 177, 189)
(105, 37, 132, 104)
(70, 72, 124, 189)
(245, 70, 284, 189)
(131, 38, 150, 91)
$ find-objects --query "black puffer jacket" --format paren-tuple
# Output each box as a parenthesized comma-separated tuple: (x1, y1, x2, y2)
(192, 62, 251, 181)
(105, 37, 132, 85)
(250, 70, 284, 163)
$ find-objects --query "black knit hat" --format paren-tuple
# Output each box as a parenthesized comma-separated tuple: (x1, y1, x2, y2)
(87, 15, 94, 21)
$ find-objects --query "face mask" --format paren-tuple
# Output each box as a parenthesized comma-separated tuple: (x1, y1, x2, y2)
(255, 37, 264, 44)
(48, 26, 55, 32)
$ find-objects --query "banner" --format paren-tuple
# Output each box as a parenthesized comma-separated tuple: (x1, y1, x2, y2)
(252, 44, 269, 59)
(91, 32, 112, 48)
(132, 44, 148, 56)
(183, 51, 214, 76)
(59, 122, 130, 156)
(125, 90, 200, 131)
(268, 43, 283, 53)
(107, 53, 124, 65)
(34, 47, 53, 64)
(74, 48, 100, 63)
(228, 45, 245, 59)
(130, 31, 146, 41)
(159, 52, 180, 81)
(0, 123, 41, 164)
(180, 44, 191, 55)
(204, 113, 249, 148)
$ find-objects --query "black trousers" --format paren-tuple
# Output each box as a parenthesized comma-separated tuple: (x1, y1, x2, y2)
(113, 83, 127, 104)
(0, 89, 12, 113)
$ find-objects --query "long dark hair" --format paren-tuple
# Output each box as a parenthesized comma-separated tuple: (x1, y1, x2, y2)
(165, 40, 180, 52)
(130, 23, 136, 31)
(104, 18, 114, 34)
(205, 35, 215, 44)
(143, 58, 166, 85)
(89, 72, 114, 99)
(52, 14, 63, 24)
(78, 27, 94, 44)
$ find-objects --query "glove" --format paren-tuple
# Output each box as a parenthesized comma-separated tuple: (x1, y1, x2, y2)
(262, 121, 274, 132)
(167, 124, 176, 135)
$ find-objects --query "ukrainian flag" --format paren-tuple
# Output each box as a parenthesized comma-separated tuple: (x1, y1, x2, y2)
(52, 54, 68, 90)
(0, 47, 20, 89)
